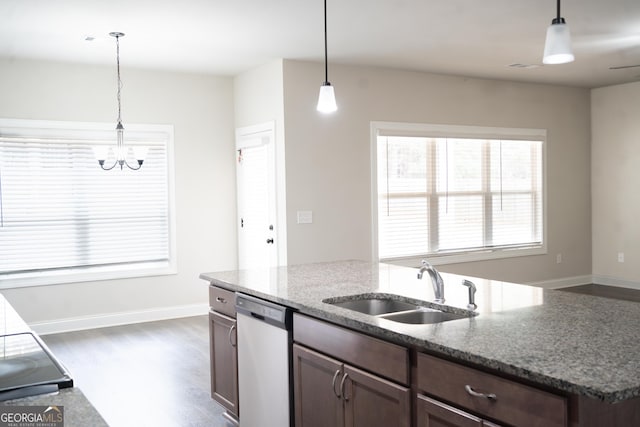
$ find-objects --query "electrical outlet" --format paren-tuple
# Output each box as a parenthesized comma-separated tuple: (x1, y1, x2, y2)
(556, 253, 562, 264)
(618, 252, 625, 263)
(297, 210, 313, 224)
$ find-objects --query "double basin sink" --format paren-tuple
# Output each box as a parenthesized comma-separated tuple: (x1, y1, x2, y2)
(323, 293, 476, 325)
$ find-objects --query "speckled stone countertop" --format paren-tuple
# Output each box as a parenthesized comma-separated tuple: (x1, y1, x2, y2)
(0, 295, 107, 426)
(201, 260, 640, 404)
(1, 388, 108, 427)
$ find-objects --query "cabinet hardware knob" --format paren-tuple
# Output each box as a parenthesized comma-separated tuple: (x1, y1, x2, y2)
(228, 324, 237, 347)
(340, 373, 350, 401)
(216, 296, 226, 304)
(464, 384, 497, 401)
(331, 370, 342, 398)
(266, 238, 274, 244)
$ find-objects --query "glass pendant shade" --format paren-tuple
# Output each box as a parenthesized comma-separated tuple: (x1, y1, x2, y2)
(93, 145, 110, 162)
(132, 146, 149, 161)
(543, 19, 574, 64)
(317, 82, 337, 113)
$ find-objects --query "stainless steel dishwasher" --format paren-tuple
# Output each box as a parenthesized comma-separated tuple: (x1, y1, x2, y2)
(235, 293, 293, 427)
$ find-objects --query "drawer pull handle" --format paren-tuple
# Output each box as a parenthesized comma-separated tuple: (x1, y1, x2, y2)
(228, 324, 237, 347)
(216, 296, 227, 304)
(340, 373, 350, 401)
(465, 385, 497, 401)
(331, 370, 341, 398)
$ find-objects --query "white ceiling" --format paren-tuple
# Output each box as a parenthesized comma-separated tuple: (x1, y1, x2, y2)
(1, 0, 640, 88)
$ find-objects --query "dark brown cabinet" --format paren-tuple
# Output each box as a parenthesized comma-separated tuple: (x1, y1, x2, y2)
(293, 314, 411, 427)
(417, 353, 565, 427)
(293, 344, 344, 427)
(208, 286, 238, 424)
(343, 364, 411, 427)
(417, 394, 502, 427)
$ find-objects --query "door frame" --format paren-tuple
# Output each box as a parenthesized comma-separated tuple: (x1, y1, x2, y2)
(235, 121, 287, 267)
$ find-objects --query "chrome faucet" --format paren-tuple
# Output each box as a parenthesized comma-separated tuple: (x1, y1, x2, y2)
(462, 279, 477, 310)
(417, 259, 445, 303)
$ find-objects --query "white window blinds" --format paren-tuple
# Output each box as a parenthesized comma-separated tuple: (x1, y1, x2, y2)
(376, 128, 544, 261)
(0, 119, 174, 287)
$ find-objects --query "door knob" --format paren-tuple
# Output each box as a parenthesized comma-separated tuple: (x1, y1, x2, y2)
(266, 238, 274, 244)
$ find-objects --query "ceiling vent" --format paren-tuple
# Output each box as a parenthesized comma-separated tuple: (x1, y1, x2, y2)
(507, 63, 540, 69)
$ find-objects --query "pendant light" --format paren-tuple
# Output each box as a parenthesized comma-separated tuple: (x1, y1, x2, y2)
(316, 0, 337, 113)
(543, 0, 575, 65)
(95, 32, 147, 170)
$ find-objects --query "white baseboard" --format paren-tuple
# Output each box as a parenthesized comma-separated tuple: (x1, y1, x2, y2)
(31, 303, 209, 336)
(527, 274, 640, 290)
(28, 275, 640, 335)
(526, 275, 593, 289)
(591, 275, 640, 290)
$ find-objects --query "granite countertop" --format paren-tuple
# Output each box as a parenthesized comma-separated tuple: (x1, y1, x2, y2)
(200, 260, 640, 404)
(1, 387, 108, 427)
(0, 294, 107, 425)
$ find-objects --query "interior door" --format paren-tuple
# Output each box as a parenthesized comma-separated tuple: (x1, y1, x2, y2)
(236, 124, 278, 269)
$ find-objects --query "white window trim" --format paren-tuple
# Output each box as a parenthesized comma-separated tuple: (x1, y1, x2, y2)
(0, 118, 177, 289)
(370, 121, 547, 266)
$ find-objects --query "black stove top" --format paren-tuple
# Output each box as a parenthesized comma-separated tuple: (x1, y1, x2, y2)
(0, 332, 73, 400)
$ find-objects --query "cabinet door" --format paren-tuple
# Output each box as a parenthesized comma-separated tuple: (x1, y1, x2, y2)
(343, 364, 411, 427)
(209, 311, 238, 416)
(417, 394, 484, 427)
(293, 344, 344, 427)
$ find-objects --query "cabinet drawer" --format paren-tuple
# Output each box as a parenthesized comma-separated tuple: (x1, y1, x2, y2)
(417, 353, 567, 427)
(293, 313, 409, 386)
(209, 286, 236, 318)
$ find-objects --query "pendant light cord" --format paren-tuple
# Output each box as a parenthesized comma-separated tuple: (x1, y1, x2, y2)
(323, 0, 328, 83)
(115, 34, 123, 124)
(556, 0, 561, 20)
(0, 168, 4, 227)
(499, 140, 503, 211)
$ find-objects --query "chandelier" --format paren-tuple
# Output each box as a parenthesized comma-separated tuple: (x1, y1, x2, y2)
(95, 32, 147, 170)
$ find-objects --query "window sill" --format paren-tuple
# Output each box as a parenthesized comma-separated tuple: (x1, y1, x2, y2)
(381, 246, 546, 268)
(0, 262, 177, 289)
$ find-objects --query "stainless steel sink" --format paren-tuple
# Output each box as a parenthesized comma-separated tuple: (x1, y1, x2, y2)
(326, 298, 419, 316)
(379, 308, 468, 324)
(323, 293, 475, 325)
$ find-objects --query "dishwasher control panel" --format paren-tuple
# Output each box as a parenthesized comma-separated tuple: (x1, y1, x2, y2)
(235, 293, 289, 326)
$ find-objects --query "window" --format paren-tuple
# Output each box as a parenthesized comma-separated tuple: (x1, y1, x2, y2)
(0, 118, 176, 288)
(372, 122, 545, 263)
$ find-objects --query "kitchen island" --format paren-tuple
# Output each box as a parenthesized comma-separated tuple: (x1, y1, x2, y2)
(201, 260, 640, 426)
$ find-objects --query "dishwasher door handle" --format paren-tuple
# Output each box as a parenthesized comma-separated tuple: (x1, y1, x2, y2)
(228, 324, 237, 347)
(250, 312, 266, 321)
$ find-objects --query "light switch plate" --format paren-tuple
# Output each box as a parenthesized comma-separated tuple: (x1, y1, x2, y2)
(297, 210, 313, 224)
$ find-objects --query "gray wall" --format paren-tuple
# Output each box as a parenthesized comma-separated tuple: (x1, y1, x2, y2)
(0, 58, 237, 327)
(281, 60, 592, 284)
(591, 81, 640, 285)
(0, 56, 606, 328)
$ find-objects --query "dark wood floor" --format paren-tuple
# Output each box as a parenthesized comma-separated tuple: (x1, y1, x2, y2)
(559, 283, 640, 303)
(42, 316, 230, 427)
